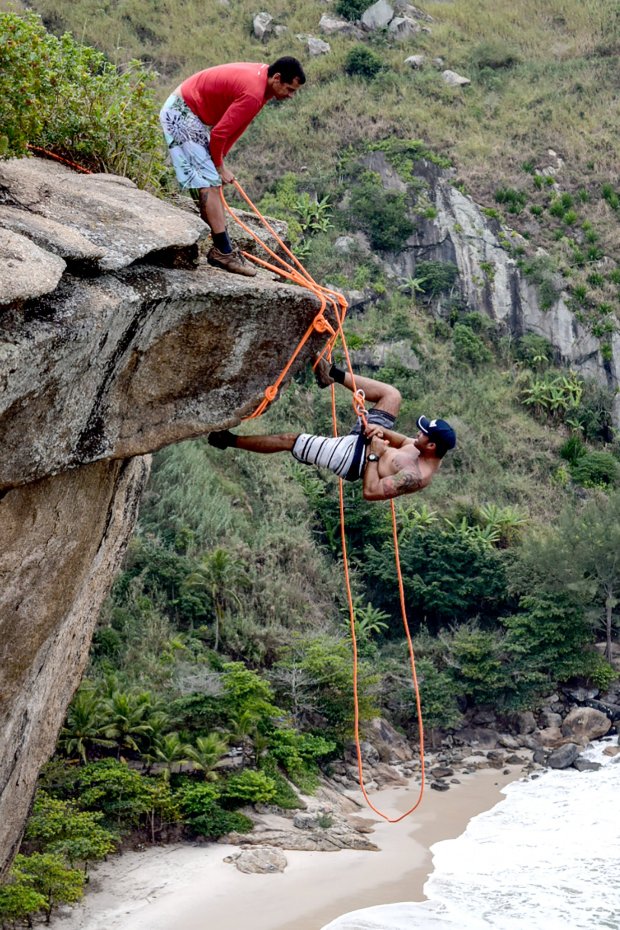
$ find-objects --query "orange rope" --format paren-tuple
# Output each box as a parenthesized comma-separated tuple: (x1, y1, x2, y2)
(23, 149, 426, 817)
(222, 181, 426, 821)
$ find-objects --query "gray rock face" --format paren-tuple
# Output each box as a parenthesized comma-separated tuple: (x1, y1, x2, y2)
(0, 227, 66, 303)
(307, 35, 331, 56)
(388, 15, 421, 39)
(0, 456, 149, 876)
(561, 707, 611, 744)
(0, 263, 319, 491)
(0, 158, 205, 275)
(362, 0, 394, 30)
(319, 13, 361, 36)
(349, 339, 420, 372)
(0, 158, 325, 877)
(253, 11, 273, 40)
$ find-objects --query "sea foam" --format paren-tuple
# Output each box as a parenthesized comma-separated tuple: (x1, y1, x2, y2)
(323, 740, 620, 930)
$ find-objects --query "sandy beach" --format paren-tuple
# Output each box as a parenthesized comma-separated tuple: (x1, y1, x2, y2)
(50, 767, 521, 930)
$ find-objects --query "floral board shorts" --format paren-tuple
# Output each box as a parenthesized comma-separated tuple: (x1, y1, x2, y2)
(159, 93, 221, 190)
(292, 408, 397, 482)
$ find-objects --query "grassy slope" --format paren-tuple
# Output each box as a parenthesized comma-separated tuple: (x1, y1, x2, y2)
(14, 0, 619, 183)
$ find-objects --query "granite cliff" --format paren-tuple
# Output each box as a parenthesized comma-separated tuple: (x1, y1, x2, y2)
(0, 157, 323, 876)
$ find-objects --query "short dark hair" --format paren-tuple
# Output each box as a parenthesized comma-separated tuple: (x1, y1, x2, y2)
(268, 56, 306, 85)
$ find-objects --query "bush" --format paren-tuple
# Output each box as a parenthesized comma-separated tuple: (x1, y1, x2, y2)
(190, 807, 253, 838)
(0, 12, 164, 186)
(415, 260, 459, 296)
(348, 173, 414, 251)
(471, 41, 521, 70)
(414, 658, 463, 730)
(344, 46, 385, 80)
(494, 187, 527, 214)
(515, 333, 553, 367)
(221, 770, 278, 805)
(336, 0, 371, 21)
(453, 323, 493, 367)
(559, 434, 586, 466)
(173, 779, 253, 838)
(570, 451, 620, 488)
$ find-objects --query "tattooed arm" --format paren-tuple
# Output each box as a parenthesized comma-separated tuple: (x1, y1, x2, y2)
(363, 460, 427, 501)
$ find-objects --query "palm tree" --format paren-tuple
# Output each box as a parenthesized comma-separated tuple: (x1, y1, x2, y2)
(154, 733, 191, 781)
(58, 687, 116, 763)
(182, 547, 247, 651)
(102, 690, 154, 758)
(186, 734, 228, 781)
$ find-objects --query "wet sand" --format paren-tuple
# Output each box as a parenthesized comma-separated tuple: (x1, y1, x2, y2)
(50, 768, 521, 930)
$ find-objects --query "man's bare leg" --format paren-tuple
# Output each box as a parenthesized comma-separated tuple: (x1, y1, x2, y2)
(198, 187, 226, 234)
(339, 370, 401, 417)
(234, 433, 297, 453)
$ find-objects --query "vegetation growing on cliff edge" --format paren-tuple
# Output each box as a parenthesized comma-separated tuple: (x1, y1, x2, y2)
(0, 11, 165, 186)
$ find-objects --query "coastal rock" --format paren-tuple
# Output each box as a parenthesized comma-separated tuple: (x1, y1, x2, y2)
(226, 847, 287, 873)
(226, 828, 379, 852)
(539, 710, 563, 729)
(431, 781, 450, 791)
(515, 711, 537, 734)
(537, 726, 564, 747)
(361, 718, 414, 764)
(573, 758, 602, 772)
(561, 707, 611, 744)
(547, 743, 580, 769)
(453, 726, 500, 749)
(431, 766, 454, 778)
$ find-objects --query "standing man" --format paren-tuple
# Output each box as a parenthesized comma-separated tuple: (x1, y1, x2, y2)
(208, 357, 456, 501)
(160, 58, 306, 276)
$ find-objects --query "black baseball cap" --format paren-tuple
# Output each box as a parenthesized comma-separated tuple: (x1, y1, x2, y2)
(417, 415, 456, 451)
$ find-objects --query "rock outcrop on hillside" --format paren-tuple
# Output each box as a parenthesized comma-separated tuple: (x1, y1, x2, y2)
(362, 151, 620, 425)
(0, 157, 322, 877)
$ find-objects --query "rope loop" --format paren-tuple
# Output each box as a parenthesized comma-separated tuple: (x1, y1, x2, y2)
(220, 181, 426, 822)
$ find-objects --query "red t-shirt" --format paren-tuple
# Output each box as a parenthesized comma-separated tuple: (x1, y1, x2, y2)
(180, 62, 269, 167)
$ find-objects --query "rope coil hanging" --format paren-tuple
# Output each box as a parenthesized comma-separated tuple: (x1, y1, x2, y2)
(223, 181, 426, 821)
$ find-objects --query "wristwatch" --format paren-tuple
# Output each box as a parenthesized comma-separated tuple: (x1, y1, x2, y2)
(367, 453, 380, 462)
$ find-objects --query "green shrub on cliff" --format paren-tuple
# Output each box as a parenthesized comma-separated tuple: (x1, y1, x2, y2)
(0, 12, 164, 187)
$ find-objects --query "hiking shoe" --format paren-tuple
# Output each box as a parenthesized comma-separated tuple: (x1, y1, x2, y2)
(313, 353, 335, 389)
(208, 429, 238, 450)
(207, 245, 257, 277)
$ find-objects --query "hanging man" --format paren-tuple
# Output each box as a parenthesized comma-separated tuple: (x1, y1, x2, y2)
(208, 357, 456, 501)
(160, 57, 306, 276)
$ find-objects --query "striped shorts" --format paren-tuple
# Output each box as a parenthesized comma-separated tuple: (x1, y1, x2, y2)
(292, 409, 396, 482)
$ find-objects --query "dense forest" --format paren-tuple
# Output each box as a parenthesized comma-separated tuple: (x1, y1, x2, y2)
(1, 1, 619, 924)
